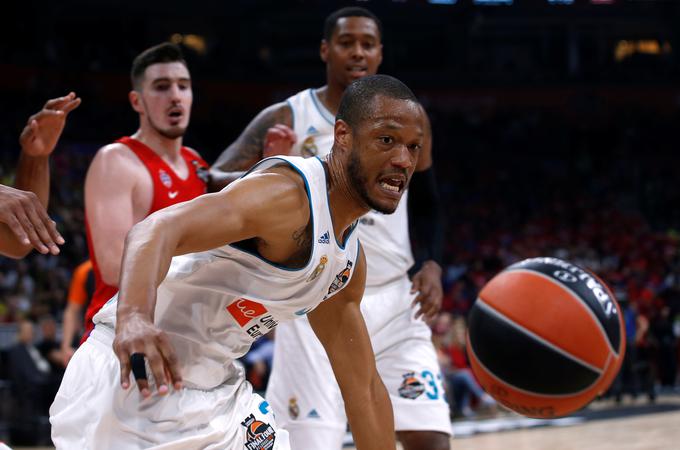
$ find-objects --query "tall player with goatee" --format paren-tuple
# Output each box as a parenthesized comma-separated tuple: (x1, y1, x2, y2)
(67, 43, 210, 352)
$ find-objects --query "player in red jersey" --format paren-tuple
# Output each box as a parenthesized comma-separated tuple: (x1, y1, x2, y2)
(64, 43, 209, 348)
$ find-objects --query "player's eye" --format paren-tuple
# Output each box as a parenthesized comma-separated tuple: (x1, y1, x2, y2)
(379, 136, 393, 145)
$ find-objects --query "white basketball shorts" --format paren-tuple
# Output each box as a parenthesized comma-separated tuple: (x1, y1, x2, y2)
(266, 275, 451, 450)
(50, 325, 290, 450)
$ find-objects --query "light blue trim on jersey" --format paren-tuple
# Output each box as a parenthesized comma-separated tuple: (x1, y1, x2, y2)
(228, 157, 315, 272)
(314, 156, 358, 250)
(310, 89, 335, 126)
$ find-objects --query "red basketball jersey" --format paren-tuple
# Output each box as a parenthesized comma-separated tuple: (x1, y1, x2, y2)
(83, 137, 209, 342)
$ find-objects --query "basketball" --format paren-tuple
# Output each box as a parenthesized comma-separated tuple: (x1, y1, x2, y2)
(466, 257, 625, 419)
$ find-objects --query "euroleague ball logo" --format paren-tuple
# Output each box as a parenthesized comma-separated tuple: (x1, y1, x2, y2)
(553, 270, 578, 283)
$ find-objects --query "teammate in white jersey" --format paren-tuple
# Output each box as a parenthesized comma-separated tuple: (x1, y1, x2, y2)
(49, 75, 425, 450)
(213, 7, 450, 450)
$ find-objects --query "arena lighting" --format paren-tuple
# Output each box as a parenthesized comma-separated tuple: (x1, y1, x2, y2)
(428, 0, 457, 4)
(615, 40, 672, 62)
(474, 0, 513, 4)
(170, 33, 207, 54)
(548, 0, 574, 4)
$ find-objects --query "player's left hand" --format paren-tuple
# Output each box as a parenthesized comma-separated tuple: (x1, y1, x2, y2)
(410, 260, 443, 320)
(20, 92, 81, 157)
(113, 312, 183, 398)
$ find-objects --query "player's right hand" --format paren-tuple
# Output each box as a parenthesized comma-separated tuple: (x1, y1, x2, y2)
(113, 312, 182, 398)
(262, 124, 297, 158)
(0, 184, 64, 254)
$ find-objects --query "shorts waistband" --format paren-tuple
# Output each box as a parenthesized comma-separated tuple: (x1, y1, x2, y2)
(89, 323, 115, 346)
(364, 274, 410, 296)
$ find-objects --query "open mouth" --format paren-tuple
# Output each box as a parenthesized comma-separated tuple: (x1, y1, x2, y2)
(167, 107, 184, 122)
(347, 65, 368, 76)
(378, 175, 405, 194)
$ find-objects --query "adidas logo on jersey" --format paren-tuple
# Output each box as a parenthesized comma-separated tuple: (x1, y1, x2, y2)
(306, 125, 319, 135)
(306, 409, 321, 419)
(317, 231, 330, 244)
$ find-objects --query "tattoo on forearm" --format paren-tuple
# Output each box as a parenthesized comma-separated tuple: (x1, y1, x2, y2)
(217, 105, 291, 171)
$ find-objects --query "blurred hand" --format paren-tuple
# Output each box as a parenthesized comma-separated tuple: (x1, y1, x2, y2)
(20, 92, 81, 157)
(0, 184, 64, 254)
(262, 124, 297, 158)
(410, 260, 443, 321)
(61, 346, 76, 367)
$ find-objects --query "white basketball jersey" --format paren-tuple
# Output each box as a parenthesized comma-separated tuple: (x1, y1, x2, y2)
(287, 88, 414, 287)
(93, 156, 360, 390)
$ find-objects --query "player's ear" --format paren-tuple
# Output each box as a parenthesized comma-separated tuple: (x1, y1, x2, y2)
(334, 119, 352, 154)
(320, 39, 329, 63)
(129, 90, 143, 114)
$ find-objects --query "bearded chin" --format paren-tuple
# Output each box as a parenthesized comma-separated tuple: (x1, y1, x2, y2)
(156, 126, 186, 139)
(347, 148, 397, 215)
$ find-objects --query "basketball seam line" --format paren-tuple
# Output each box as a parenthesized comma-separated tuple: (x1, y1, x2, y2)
(506, 268, 618, 357)
(475, 298, 604, 376)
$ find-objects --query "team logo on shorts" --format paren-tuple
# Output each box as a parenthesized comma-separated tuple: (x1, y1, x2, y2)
(398, 372, 426, 399)
(288, 397, 300, 419)
(301, 136, 318, 157)
(326, 260, 353, 296)
(241, 414, 276, 450)
(158, 169, 172, 188)
(307, 255, 328, 282)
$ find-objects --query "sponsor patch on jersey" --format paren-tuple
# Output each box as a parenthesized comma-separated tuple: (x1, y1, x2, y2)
(398, 372, 426, 400)
(327, 260, 353, 296)
(191, 159, 210, 185)
(159, 169, 172, 188)
(288, 397, 300, 419)
(241, 413, 276, 450)
(301, 136, 318, 157)
(227, 298, 268, 327)
(306, 408, 321, 419)
(307, 255, 328, 282)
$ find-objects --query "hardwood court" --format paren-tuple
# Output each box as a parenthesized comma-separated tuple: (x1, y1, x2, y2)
(13, 398, 680, 450)
(353, 397, 680, 450)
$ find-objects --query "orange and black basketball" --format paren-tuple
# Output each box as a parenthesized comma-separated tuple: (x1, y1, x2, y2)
(466, 257, 625, 418)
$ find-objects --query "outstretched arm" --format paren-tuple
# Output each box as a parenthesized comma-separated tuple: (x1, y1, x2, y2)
(308, 249, 396, 450)
(209, 102, 293, 191)
(113, 167, 309, 397)
(0, 93, 81, 258)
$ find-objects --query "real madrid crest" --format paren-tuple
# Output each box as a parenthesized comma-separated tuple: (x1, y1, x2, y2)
(307, 255, 328, 282)
(288, 397, 300, 419)
(301, 136, 318, 157)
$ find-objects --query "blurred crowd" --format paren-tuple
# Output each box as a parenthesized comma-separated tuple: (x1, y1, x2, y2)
(2, 98, 680, 442)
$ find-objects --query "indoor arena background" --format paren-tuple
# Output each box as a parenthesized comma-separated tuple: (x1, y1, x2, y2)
(1, 0, 680, 448)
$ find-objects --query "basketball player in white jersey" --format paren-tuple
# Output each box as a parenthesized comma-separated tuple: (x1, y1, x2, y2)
(213, 7, 450, 450)
(50, 75, 425, 450)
